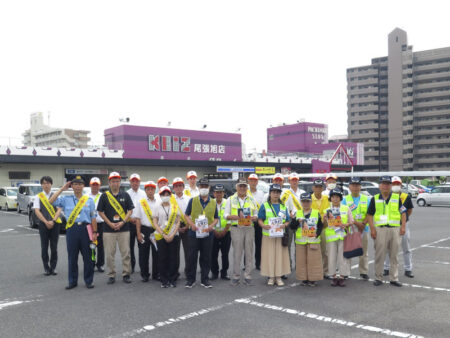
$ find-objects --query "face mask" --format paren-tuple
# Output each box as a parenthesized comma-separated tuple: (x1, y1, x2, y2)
(327, 183, 336, 190)
(199, 188, 209, 197)
(161, 196, 171, 203)
(392, 186, 402, 193)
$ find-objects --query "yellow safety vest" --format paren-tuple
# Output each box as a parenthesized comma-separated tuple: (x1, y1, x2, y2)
(324, 205, 349, 242)
(344, 194, 368, 221)
(66, 195, 89, 230)
(262, 202, 287, 236)
(38, 192, 62, 224)
(230, 195, 257, 226)
(295, 209, 320, 244)
(105, 191, 126, 221)
(374, 193, 401, 227)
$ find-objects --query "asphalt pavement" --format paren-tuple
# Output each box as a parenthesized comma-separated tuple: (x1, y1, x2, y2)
(0, 206, 449, 338)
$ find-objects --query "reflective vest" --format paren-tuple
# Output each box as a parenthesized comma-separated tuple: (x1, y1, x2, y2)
(374, 193, 401, 227)
(295, 209, 320, 244)
(191, 197, 217, 225)
(215, 199, 229, 231)
(344, 194, 368, 222)
(229, 195, 257, 226)
(262, 202, 287, 237)
(324, 205, 349, 242)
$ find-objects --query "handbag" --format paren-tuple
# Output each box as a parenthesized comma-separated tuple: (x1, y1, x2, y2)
(281, 230, 289, 247)
(343, 224, 363, 259)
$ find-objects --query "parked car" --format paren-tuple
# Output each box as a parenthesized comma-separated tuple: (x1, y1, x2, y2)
(416, 186, 450, 207)
(403, 183, 419, 198)
(17, 184, 42, 215)
(361, 186, 380, 197)
(0, 187, 18, 211)
(410, 183, 431, 193)
(361, 181, 378, 188)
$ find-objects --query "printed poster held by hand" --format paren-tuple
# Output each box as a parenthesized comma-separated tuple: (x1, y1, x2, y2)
(300, 218, 317, 238)
(268, 217, 284, 238)
(327, 208, 343, 228)
(195, 215, 209, 238)
(238, 207, 252, 227)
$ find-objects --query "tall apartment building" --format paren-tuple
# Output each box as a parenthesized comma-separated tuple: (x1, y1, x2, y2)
(347, 28, 450, 171)
(23, 112, 91, 148)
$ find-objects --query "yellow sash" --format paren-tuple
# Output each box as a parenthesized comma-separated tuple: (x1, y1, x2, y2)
(155, 203, 178, 240)
(140, 199, 155, 227)
(66, 195, 89, 229)
(38, 192, 62, 224)
(94, 194, 101, 204)
(170, 194, 187, 223)
(105, 191, 126, 220)
(247, 190, 260, 209)
(281, 190, 302, 211)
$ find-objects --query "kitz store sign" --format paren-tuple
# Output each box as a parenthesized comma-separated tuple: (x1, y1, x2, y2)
(148, 135, 226, 154)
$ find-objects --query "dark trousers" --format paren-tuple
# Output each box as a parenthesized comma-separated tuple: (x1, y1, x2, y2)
(254, 221, 262, 269)
(38, 222, 60, 272)
(186, 235, 213, 283)
(96, 222, 105, 268)
(177, 228, 189, 278)
(157, 236, 180, 285)
(129, 223, 137, 271)
(66, 224, 94, 286)
(137, 226, 159, 279)
(211, 232, 231, 277)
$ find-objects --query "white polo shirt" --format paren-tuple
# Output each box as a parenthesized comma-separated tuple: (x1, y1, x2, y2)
(135, 195, 160, 228)
(127, 188, 147, 219)
(89, 192, 104, 223)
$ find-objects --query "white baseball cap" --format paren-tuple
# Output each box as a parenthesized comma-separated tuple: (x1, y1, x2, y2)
(159, 186, 172, 195)
(186, 171, 197, 179)
(109, 172, 121, 180)
(157, 176, 169, 184)
(144, 181, 156, 189)
(248, 174, 259, 181)
(172, 177, 185, 186)
(272, 173, 284, 182)
(130, 173, 141, 181)
(326, 173, 338, 181)
(288, 173, 299, 181)
(90, 177, 101, 185)
(392, 176, 402, 184)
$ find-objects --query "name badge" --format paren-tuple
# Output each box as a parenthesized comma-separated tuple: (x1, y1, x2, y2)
(349, 203, 357, 212)
(113, 215, 120, 221)
(380, 215, 388, 223)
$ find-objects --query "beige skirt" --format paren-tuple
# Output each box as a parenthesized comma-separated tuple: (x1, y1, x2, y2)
(295, 243, 323, 282)
(260, 235, 291, 277)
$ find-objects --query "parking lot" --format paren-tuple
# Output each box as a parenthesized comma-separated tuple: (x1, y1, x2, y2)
(0, 206, 449, 338)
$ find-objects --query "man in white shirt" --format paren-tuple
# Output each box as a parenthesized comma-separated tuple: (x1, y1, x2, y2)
(89, 177, 105, 272)
(224, 178, 258, 286)
(135, 181, 160, 282)
(33, 176, 63, 276)
(247, 174, 265, 270)
(127, 173, 146, 273)
(184, 171, 199, 198)
(172, 177, 191, 279)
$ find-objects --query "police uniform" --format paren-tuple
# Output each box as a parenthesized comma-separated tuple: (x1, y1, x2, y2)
(55, 176, 97, 289)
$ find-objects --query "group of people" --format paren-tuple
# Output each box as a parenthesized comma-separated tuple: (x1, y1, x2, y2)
(34, 170, 414, 290)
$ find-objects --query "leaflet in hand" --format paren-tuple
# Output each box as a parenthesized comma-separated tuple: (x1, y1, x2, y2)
(195, 215, 209, 238)
(268, 217, 284, 238)
(238, 207, 252, 227)
(327, 208, 342, 228)
(301, 218, 317, 238)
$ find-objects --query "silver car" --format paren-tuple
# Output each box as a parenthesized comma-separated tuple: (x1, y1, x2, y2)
(416, 186, 450, 207)
(17, 184, 42, 215)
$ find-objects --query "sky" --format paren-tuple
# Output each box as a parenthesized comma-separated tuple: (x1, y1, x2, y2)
(1, 0, 450, 152)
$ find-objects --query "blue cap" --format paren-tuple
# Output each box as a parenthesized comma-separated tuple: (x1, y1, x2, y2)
(313, 179, 324, 186)
(269, 184, 282, 192)
(379, 176, 392, 183)
(349, 177, 361, 184)
(300, 192, 312, 201)
(329, 188, 343, 200)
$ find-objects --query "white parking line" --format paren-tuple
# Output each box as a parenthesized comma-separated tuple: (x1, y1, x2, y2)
(236, 298, 423, 338)
(0, 297, 41, 311)
(422, 245, 450, 250)
(348, 276, 450, 293)
(111, 282, 300, 337)
(351, 236, 450, 270)
(0, 211, 28, 217)
(16, 224, 39, 232)
(0, 228, 14, 233)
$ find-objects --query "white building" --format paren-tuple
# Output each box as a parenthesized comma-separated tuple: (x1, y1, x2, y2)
(22, 112, 91, 148)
